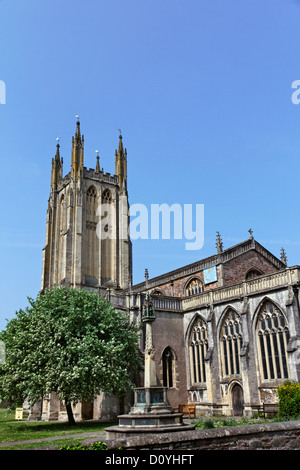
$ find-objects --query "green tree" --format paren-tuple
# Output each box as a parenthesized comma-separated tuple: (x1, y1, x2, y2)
(277, 381, 300, 419)
(0, 287, 141, 425)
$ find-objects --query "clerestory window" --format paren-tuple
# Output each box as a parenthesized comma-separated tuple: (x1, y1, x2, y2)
(186, 278, 204, 296)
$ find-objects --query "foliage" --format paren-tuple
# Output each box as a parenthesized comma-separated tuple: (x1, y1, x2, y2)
(59, 441, 109, 450)
(203, 419, 214, 428)
(277, 380, 300, 419)
(0, 287, 141, 420)
(192, 415, 286, 430)
(193, 418, 238, 429)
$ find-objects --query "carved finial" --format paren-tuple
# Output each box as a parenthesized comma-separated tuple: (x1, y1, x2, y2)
(118, 130, 123, 155)
(248, 228, 253, 238)
(95, 150, 100, 172)
(280, 248, 287, 266)
(216, 231, 223, 254)
(55, 138, 60, 160)
(145, 268, 149, 282)
(75, 115, 80, 138)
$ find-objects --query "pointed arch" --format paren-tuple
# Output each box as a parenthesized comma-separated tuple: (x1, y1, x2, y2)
(184, 276, 204, 297)
(255, 298, 290, 381)
(161, 346, 176, 388)
(151, 289, 165, 297)
(217, 305, 239, 334)
(86, 185, 97, 217)
(85, 185, 99, 280)
(187, 314, 208, 385)
(219, 306, 243, 378)
(57, 193, 65, 283)
(252, 296, 287, 329)
(185, 312, 207, 341)
(245, 267, 264, 280)
(102, 187, 112, 203)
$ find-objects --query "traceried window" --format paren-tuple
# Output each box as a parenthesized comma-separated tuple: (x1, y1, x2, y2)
(102, 188, 112, 203)
(152, 290, 164, 297)
(256, 301, 290, 381)
(57, 195, 65, 283)
(246, 269, 263, 280)
(189, 317, 208, 384)
(86, 186, 97, 216)
(220, 309, 243, 377)
(162, 347, 175, 388)
(186, 278, 204, 296)
(86, 186, 98, 278)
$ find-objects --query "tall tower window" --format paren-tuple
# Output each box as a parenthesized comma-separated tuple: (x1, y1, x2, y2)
(102, 188, 112, 203)
(256, 301, 290, 381)
(162, 347, 175, 388)
(220, 309, 243, 377)
(57, 195, 65, 283)
(85, 186, 98, 280)
(87, 186, 97, 215)
(189, 317, 208, 384)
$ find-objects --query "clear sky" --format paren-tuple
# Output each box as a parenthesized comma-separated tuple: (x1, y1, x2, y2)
(1, 0, 300, 331)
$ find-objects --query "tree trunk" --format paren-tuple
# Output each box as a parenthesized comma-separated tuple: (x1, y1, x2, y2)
(65, 401, 76, 426)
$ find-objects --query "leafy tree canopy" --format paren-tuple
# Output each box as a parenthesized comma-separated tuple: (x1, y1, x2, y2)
(0, 287, 141, 423)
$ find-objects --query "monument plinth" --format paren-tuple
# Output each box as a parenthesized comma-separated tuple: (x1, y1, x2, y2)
(106, 291, 195, 439)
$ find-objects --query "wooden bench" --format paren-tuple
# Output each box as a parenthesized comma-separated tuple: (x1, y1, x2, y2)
(261, 403, 279, 418)
(173, 404, 196, 419)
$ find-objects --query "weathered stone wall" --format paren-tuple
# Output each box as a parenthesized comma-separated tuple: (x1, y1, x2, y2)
(222, 250, 280, 285)
(151, 310, 188, 408)
(103, 420, 300, 450)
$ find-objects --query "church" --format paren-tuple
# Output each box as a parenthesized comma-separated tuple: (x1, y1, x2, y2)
(30, 119, 300, 421)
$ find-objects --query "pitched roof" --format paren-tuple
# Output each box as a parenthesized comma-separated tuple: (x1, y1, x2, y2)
(131, 237, 285, 293)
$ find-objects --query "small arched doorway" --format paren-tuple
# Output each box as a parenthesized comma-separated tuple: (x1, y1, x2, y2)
(231, 384, 244, 416)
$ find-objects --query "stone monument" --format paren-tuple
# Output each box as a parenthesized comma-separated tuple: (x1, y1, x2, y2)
(106, 293, 195, 438)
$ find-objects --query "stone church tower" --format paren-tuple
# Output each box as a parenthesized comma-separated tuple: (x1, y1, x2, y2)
(41, 119, 132, 293)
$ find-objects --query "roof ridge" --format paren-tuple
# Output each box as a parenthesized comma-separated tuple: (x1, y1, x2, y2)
(131, 238, 285, 291)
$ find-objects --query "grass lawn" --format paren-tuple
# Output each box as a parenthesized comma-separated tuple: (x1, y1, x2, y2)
(0, 408, 116, 450)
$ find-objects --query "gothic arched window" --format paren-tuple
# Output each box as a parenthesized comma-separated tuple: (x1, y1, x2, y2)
(57, 195, 65, 282)
(185, 278, 204, 296)
(220, 309, 243, 377)
(162, 347, 175, 388)
(256, 301, 290, 381)
(189, 317, 208, 384)
(152, 290, 164, 297)
(86, 186, 98, 279)
(102, 188, 112, 203)
(86, 186, 97, 217)
(246, 269, 263, 280)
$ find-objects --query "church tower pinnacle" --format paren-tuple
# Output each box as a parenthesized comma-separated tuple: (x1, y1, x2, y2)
(51, 138, 63, 191)
(115, 130, 127, 194)
(71, 116, 84, 179)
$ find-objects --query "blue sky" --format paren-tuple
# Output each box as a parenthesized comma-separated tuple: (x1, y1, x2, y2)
(1, 0, 300, 331)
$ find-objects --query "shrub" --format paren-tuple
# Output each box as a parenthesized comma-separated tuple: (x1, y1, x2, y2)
(221, 418, 238, 427)
(203, 419, 215, 429)
(59, 441, 109, 450)
(277, 381, 300, 419)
